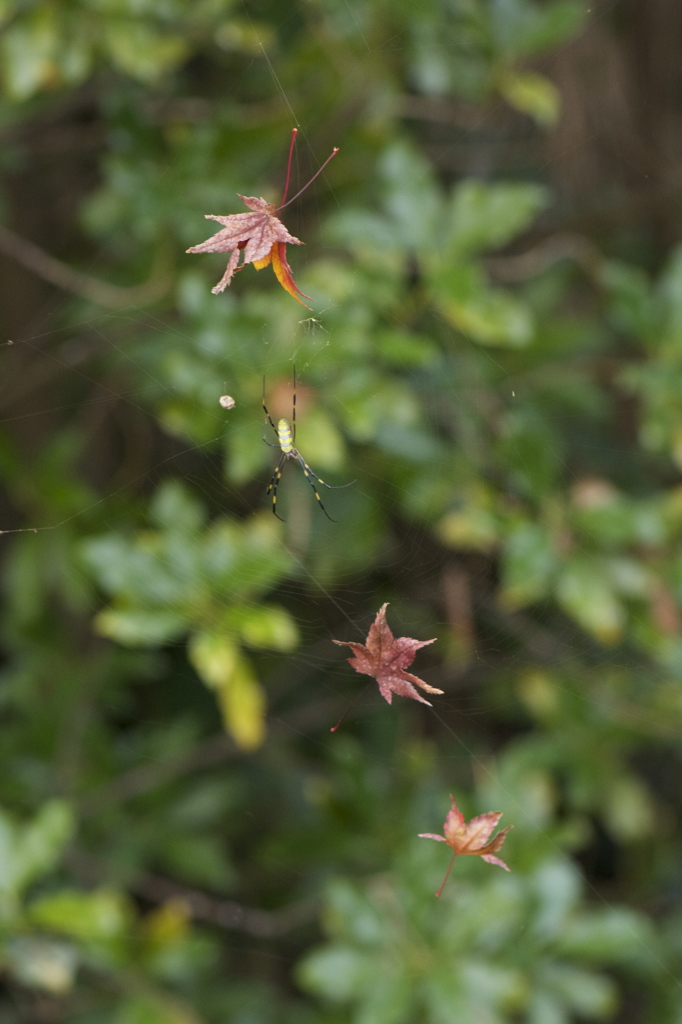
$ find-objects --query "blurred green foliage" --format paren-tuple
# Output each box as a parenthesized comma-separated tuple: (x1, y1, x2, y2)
(2, 0, 682, 1022)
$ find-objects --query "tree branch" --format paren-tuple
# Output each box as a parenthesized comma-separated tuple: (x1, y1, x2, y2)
(79, 693, 342, 817)
(67, 848, 318, 937)
(486, 232, 603, 283)
(0, 224, 170, 308)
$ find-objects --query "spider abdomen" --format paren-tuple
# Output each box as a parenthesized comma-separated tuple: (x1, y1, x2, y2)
(277, 417, 295, 454)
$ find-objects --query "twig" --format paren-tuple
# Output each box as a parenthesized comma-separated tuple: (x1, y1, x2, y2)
(66, 847, 318, 937)
(0, 224, 170, 308)
(395, 94, 487, 128)
(486, 232, 603, 283)
(79, 693, 342, 817)
(79, 733, 235, 816)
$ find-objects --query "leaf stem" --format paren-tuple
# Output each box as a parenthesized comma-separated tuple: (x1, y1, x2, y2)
(435, 852, 458, 897)
(276, 147, 339, 212)
(281, 128, 298, 206)
(330, 680, 371, 732)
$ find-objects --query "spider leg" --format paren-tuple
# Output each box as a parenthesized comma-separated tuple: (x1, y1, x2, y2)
(297, 457, 356, 490)
(262, 378, 279, 438)
(292, 366, 296, 443)
(296, 454, 337, 522)
(267, 454, 286, 521)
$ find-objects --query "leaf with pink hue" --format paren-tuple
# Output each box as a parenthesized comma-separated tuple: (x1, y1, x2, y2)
(186, 196, 310, 305)
(333, 603, 441, 706)
(419, 794, 512, 896)
(186, 129, 338, 308)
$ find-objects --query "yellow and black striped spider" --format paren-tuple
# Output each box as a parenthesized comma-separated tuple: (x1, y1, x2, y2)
(262, 370, 355, 522)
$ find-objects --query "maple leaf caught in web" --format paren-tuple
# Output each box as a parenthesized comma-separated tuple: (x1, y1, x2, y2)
(332, 602, 442, 708)
(187, 129, 338, 308)
(419, 794, 513, 897)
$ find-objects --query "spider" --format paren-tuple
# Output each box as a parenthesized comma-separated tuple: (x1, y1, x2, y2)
(262, 369, 355, 522)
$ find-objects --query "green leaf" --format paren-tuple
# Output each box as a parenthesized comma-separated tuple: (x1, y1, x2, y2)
(325, 879, 385, 945)
(103, 21, 188, 82)
(498, 408, 561, 495)
(189, 633, 265, 750)
(500, 523, 557, 608)
(657, 243, 682, 338)
(325, 209, 400, 257)
(28, 889, 131, 945)
(460, 960, 526, 1012)
(448, 288, 534, 347)
(346, 967, 414, 1024)
(4, 937, 77, 995)
(375, 329, 439, 367)
(527, 990, 570, 1024)
(556, 559, 625, 645)
(530, 861, 582, 939)
(112, 993, 200, 1024)
(432, 261, 534, 347)
(437, 486, 500, 551)
(559, 908, 657, 963)
(159, 833, 234, 891)
(228, 605, 299, 652)
(1, 7, 59, 100)
(379, 141, 442, 250)
(500, 71, 561, 127)
(600, 260, 657, 338)
(151, 481, 206, 534)
(80, 534, 183, 605)
(93, 607, 189, 646)
(227, 416, 270, 485)
(294, 407, 347, 472)
(551, 966, 616, 1017)
(297, 945, 371, 1001)
(604, 776, 655, 841)
(492, 0, 586, 57)
(446, 181, 549, 256)
(0, 801, 75, 900)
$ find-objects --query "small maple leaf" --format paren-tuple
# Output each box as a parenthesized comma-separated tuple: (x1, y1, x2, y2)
(419, 794, 512, 896)
(187, 129, 338, 308)
(333, 602, 442, 707)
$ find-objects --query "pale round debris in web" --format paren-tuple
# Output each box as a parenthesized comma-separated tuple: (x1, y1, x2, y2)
(219, 395, 236, 410)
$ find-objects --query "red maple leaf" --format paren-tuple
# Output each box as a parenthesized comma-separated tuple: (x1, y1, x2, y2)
(186, 129, 338, 308)
(333, 603, 442, 706)
(419, 794, 512, 896)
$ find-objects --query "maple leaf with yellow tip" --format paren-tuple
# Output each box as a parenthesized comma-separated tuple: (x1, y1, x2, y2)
(419, 794, 512, 896)
(187, 130, 338, 308)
